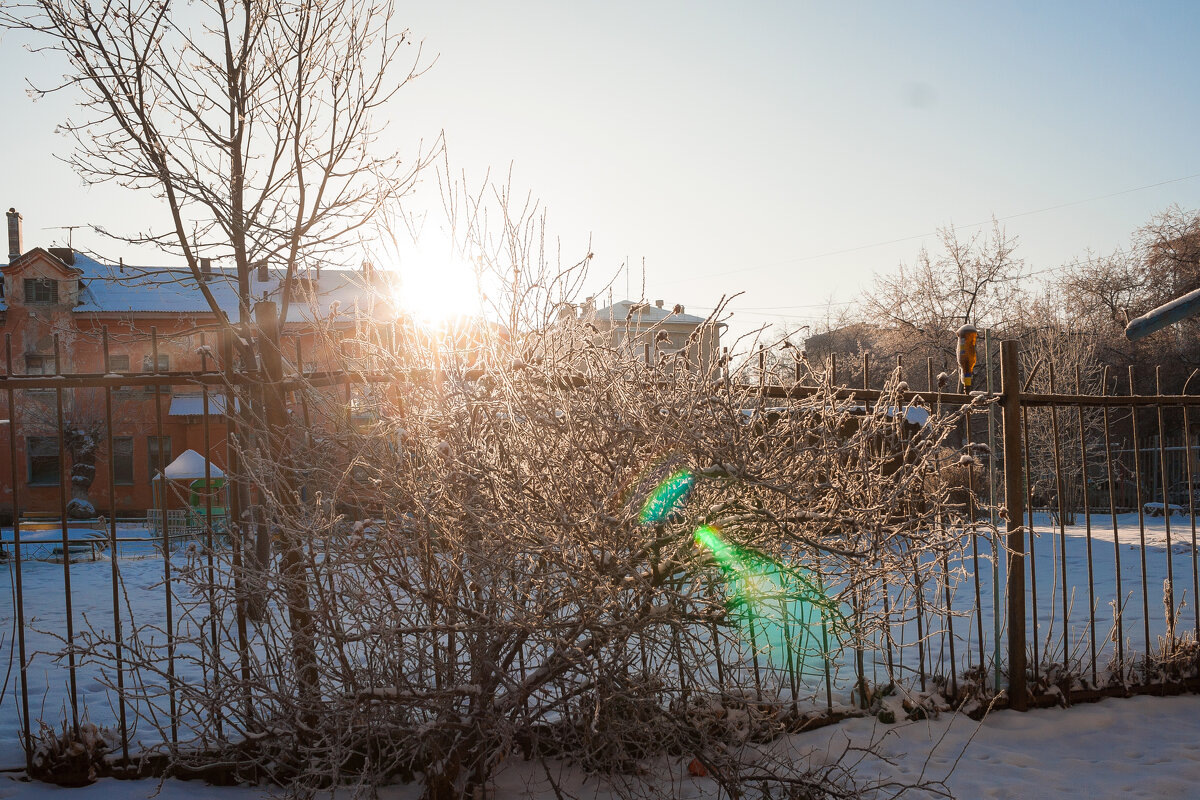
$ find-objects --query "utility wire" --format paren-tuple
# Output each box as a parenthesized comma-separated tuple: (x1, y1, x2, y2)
(661, 171, 1200, 285)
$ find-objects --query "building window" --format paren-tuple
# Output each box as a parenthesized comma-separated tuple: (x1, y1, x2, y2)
(108, 354, 131, 372)
(142, 354, 170, 372)
(27, 436, 60, 486)
(113, 436, 134, 485)
(23, 278, 58, 304)
(25, 355, 53, 375)
(148, 436, 172, 481)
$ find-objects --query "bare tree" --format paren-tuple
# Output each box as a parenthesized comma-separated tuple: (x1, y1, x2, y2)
(858, 222, 1027, 374)
(3, 0, 441, 599)
(1018, 294, 1107, 524)
(2, 0, 437, 327)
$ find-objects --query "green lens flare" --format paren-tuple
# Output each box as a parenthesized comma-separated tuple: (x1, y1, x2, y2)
(694, 526, 843, 674)
(639, 469, 695, 526)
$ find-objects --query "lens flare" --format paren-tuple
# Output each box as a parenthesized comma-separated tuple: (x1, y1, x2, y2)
(639, 469, 696, 526)
(636, 470, 845, 676)
(693, 526, 841, 674)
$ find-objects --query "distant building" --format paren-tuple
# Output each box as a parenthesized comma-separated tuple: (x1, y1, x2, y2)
(0, 208, 390, 519)
(586, 298, 724, 374)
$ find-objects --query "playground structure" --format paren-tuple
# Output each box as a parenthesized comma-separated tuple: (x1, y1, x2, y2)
(146, 449, 228, 541)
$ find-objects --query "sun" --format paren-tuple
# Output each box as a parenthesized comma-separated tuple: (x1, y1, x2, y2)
(382, 246, 484, 325)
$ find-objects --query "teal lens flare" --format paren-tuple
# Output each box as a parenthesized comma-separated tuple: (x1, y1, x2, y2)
(639, 468, 695, 526)
(693, 525, 839, 673)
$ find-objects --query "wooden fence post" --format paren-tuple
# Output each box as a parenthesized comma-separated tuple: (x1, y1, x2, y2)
(1001, 340, 1028, 711)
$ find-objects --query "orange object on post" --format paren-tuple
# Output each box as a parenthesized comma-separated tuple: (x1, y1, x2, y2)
(957, 324, 978, 390)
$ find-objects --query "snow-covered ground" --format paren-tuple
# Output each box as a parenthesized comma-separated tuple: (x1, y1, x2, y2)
(0, 693, 1196, 798)
(2, 513, 1200, 796)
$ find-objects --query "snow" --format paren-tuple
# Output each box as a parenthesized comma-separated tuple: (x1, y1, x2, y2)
(3, 513, 1200, 796)
(592, 300, 710, 326)
(1142, 502, 1185, 517)
(0, 694, 1196, 798)
(70, 254, 392, 323)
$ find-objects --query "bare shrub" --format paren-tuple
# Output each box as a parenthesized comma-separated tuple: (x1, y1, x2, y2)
(65, 186, 988, 800)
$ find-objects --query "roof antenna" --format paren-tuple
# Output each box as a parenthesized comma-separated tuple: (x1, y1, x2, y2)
(625, 256, 629, 301)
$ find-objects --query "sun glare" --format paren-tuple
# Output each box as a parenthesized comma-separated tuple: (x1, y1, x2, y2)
(384, 249, 484, 325)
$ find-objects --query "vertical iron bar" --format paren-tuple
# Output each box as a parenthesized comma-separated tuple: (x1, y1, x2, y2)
(1021, 404, 1040, 684)
(4, 336, 32, 770)
(914, 552, 927, 692)
(817, 574, 834, 712)
(986, 329, 1001, 691)
(199, 333, 223, 740)
(52, 336, 80, 732)
(707, 582, 726, 693)
(1075, 366, 1097, 687)
(747, 615, 764, 703)
(1100, 367, 1125, 676)
(1183, 398, 1199, 641)
(1001, 340, 1027, 711)
(150, 327, 178, 744)
(101, 328, 129, 762)
(1047, 364, 1070, 666)
(1155, 367, 1175, 651)
(1128, 365, 1151, 659)
(881, 565, 895, 682)
(941, 552, 958, 699)
(779, 584, 799, 714)
(964, 409, 985, 676)
(222, 325, 254, 727)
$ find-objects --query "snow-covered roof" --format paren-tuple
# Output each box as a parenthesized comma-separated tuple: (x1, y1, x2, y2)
(3, 251, 395, 323)
(591, 300, 712, 327)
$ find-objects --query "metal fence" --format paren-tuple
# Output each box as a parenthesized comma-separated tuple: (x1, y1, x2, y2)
(2, 332, 1200, 772)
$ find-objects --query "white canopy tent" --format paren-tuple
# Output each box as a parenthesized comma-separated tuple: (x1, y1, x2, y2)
(151, 449, 226, 482)
(147, 450, 227, 538)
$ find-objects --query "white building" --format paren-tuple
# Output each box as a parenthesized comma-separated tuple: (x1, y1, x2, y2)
(587, 299, 723, 374)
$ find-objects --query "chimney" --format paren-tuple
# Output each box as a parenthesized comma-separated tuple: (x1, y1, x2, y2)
(256, 260, 268, 282)
(362, 260, 373, 280)
(200, 257, 212, 280)
(655, 299, 664, 309)
(7, 208, 22, 262)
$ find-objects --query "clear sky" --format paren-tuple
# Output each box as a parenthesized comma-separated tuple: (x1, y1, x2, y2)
(2, 1, 1199, 339)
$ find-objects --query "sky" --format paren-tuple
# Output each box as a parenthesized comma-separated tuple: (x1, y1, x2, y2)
(2, 1, 1199, 341)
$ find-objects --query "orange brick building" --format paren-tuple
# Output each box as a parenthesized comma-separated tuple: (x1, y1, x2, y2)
(0, 208, 390, 520)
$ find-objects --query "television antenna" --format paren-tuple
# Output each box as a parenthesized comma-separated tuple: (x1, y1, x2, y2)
(41, 225, 84, 248)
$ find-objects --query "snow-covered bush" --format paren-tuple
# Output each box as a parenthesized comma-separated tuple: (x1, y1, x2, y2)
(68, 194, 988, 800)
(29, 721, 110, 787)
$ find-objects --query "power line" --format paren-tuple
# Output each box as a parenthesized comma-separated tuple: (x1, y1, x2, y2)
(661, 170, 1200, 285)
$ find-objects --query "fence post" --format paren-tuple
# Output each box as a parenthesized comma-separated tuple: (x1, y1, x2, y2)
(1001, 340, 1027, 711)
